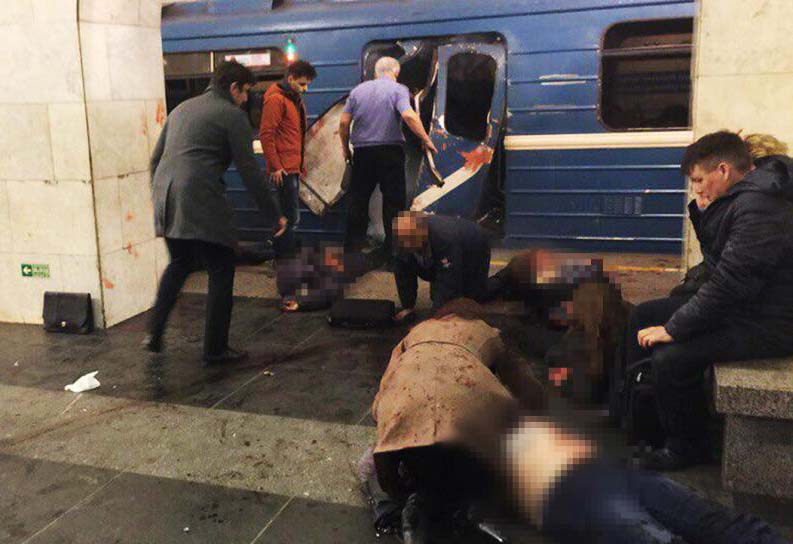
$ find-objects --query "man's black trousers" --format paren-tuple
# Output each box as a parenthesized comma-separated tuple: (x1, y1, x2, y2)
(344, 145, 406, 254)
(149, 238, 235, 357)
(627, 297, 793, 455)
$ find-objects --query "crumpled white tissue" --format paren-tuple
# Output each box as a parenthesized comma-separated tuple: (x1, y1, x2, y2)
(64, 371, 100, 393)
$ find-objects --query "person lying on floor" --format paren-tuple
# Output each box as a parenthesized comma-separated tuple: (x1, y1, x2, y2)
(275, 242, 367, 311)
(487, 249, 630, 403)
(359, 299, 788, 544)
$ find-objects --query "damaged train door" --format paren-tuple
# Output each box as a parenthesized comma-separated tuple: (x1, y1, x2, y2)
(299, 38, 506, 233)
(410, 42, 506, 218)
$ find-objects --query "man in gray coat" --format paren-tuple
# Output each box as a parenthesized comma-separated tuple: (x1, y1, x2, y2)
(146, 60, 286, 364)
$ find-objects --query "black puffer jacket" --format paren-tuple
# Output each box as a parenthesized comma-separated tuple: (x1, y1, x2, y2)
(665, 155, 793, 345)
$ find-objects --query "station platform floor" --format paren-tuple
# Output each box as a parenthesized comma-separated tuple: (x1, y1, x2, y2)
(2, 251, 789, 543)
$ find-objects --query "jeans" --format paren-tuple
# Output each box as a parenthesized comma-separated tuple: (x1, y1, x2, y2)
(344, 145, 406, 254)
(149, 238, 235, 357)
(272, 173, 300, 258)
(543, 462, 788, 544)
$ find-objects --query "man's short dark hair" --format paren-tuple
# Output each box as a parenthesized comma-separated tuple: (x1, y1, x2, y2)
(680, 130, 752, 175)
(287, 60, 317, 80)
(212, 60, 255, 92)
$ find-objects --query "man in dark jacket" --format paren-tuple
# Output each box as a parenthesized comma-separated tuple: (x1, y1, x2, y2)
(147, 60, 286, 364)
(635, 131, 793, 470)
(259, 60, 317, 257)
(392, 212, 491, 322)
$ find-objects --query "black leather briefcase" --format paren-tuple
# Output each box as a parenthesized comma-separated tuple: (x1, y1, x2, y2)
(42, 292, 94, 334)
(328, 298, 395, 329)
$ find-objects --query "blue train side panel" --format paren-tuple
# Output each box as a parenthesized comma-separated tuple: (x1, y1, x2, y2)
(161, 0, 696, 253)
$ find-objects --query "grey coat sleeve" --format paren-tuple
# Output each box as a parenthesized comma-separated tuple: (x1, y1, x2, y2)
(149, 118, 168, 182)
(226, 111, 283, 223)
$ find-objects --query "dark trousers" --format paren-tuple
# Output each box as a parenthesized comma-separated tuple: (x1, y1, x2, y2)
(149, 238, 236, 357)
(627, 297, 792, 454)
(344, 145, 406, 254)
(272, 173, 300, 258)
(544, 462, 787, 544)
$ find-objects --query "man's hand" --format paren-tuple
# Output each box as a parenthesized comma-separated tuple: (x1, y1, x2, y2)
(270, 169, 287, 186)
(342, 146, 352, 163)
(637, 326, 674, 348)
(422, 139, 438, 155)
(273, 216, 288, 238)
(394, 308, 416, 324)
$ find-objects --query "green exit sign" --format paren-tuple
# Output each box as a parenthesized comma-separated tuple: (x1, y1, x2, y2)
(21, 264, 50, 278)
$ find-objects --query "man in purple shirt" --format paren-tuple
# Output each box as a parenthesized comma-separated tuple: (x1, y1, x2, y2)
(339, 56, 437, 256)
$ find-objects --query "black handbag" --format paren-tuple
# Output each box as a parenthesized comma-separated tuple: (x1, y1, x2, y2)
(42, 292, 94, 334)
(328, 298, 395, 329)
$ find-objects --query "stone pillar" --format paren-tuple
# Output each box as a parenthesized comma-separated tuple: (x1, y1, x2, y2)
(0, 0, 166, 328)
(79, 0, 167, 327)
(686, 0, 793, 269)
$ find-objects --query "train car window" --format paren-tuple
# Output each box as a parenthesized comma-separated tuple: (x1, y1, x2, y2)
(164, 52, 211, 78)
(213, 48, 286, 77)
(164, 49, 286, 129)
(445, 52, 496, 142)
(600, 18, 693, 130)
(164, 53, 212, 112)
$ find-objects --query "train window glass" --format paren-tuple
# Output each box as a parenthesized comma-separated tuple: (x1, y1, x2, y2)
(164, 52, 211, 78)
(445, 52, 496, 142)
(165, 77, 211, 113)
(213, 48, 286, 77)
(600, 18, 693, 130)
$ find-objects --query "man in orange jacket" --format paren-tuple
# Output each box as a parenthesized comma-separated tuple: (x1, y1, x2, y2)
(259, 60, 317, 257)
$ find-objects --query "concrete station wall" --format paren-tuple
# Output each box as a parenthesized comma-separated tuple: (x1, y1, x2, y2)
(0, 0, 167, 328)
(687, 0, 793, 268)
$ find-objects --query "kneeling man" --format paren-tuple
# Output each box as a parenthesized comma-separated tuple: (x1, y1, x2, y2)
(392, 212, 491, 322)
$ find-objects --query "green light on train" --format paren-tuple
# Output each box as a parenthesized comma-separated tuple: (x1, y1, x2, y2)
(286, 39, 297, 63)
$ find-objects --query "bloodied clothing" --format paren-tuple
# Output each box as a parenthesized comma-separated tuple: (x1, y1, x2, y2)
(394, 215, 491, 310)
(276, 249, 368, 311)
(371, 312, 545, 497)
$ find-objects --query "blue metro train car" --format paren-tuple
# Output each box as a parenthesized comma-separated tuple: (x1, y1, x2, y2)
(161, 0, 695, 253)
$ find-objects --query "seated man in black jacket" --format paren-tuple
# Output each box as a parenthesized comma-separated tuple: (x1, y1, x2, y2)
(392, 212, 491, 322)
(635, 131, 793, 470)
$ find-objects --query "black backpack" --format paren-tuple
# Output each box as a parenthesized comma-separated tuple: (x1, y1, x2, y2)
(610, 357, 666, 448)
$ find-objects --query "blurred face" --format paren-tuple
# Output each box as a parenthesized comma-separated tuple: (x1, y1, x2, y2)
(689, 162, 733, 204)
(394, 215, 427, 252)
(230, 82, 251, 107)
(287, 75, 311, 95)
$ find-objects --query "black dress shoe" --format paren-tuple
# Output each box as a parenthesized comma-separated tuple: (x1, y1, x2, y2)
(203, 348, 249, 365)
(142, 334, 162, 353)
(640, 447, 707, 471)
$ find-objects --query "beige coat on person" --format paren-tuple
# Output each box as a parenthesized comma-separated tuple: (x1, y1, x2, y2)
(372, 312, 545, 496)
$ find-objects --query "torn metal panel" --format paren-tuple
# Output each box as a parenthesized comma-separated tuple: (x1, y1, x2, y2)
(300, 99, 348, 215)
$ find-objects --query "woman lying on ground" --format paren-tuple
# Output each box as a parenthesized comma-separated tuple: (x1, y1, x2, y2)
(359, 299, 789, 544)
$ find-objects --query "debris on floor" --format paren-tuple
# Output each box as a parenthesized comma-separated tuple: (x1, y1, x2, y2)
(64, 371, 100, 393)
